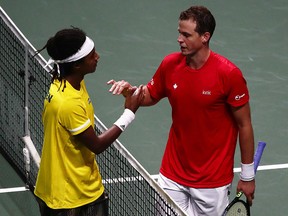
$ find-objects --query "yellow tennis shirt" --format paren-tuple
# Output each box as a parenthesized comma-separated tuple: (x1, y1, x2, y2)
(34, 79, 104, 209)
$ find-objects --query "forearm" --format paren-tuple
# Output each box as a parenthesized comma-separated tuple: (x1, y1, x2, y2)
(140, 85, 159, 106)
(76, 108, 135, 154)
(239, 124, 254, 164)
(237, 124, 256, 206)
(95, 109, 135, 153)
(231, 103, 255, 164)
(96, 126, 122, 153)
(75, 126, 122, 155)
(238, 123, 255, 183)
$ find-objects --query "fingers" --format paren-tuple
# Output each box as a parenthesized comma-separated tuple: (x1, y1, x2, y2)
(236, 189, 254, 206)
(237, 180, 255, 206)
(106, 79, 115, 85)
(132, 86, 140, 96)
(249, 192, 255, 206)
(132, 85, 144, 99)
(247, 194, 254, 206)
(107, 80, 132, 95)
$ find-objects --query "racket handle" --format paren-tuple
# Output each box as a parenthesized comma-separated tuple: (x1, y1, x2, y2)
(254, 141, 266, 172)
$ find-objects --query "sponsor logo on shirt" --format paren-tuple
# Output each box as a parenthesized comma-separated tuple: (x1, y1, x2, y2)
(173, 83, 178, 89)
(235, 93, 245, 100)
(202, 90, 211, 95)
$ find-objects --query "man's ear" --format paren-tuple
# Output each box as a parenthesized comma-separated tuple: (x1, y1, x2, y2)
(201, 32, 211, 43)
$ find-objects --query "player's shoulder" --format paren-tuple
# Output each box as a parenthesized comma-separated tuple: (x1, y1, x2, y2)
(162, 52, 184, 65)
(210, 51, 239, 71)
(164, 52, 183, 60)
(209, 51, 244, 79)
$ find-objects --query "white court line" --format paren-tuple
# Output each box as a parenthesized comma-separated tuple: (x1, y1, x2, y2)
(1, 164, 287, 193)
(233, 163, 288, 173)
(0, 186, 28, 194)
(151, 163, 288, 181)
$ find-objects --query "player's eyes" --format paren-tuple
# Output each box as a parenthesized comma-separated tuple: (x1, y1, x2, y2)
(179, 32, 190, 38)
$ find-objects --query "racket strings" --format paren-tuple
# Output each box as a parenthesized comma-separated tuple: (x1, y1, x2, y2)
(225, 201, 249, 216)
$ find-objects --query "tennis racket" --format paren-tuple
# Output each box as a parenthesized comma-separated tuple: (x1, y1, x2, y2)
(222, 141, 266, 216)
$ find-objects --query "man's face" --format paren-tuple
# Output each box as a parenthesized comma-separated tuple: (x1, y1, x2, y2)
(80, 48, 100, 74)
(177, 19, 204, 56)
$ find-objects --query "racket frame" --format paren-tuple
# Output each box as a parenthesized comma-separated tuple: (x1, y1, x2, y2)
(223, 197, 250, 216)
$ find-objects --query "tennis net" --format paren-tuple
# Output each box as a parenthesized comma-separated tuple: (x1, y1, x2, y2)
(0, 6, 187, 216)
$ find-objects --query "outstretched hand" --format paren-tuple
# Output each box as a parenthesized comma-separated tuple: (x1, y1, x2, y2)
(107, 79, 146, 112)
(107, 79, 135, 97)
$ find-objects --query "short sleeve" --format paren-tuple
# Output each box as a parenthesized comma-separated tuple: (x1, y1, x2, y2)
(59, 100, 91, 135)
(147, 60, 166, 100)
(226, 68, 250, 107)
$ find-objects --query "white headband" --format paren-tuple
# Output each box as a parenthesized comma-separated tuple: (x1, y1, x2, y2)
(45, 36, 94, 68)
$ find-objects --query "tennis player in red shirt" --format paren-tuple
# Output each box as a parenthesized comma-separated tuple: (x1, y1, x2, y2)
(108, 6, 255, 215)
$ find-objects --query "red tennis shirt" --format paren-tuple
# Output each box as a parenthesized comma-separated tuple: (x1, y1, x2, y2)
(147, 51, 249, 188)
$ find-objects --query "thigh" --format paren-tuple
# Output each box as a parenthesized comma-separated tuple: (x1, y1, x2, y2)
(158, 174, 190, 211)
(189, 184, 231, 216)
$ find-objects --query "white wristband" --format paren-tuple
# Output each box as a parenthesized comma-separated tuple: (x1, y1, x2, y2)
(114, 109, 135, 131)
(240, 162, 255, 181)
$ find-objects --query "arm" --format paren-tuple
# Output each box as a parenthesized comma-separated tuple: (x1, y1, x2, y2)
(140, 85, 158, 106)
(231, 102, 255, 206)
(75, 125, 122, 154)
(75, 85, 144, 154)
(232, 102, 254, 164)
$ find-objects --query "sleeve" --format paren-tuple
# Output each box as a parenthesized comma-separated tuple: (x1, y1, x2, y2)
(147, 59, 166, 101)
(59, 100, 92, 136)
(226, 68, 250, 107)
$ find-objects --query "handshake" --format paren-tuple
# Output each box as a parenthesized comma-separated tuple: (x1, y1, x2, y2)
(107, 79, 145, 114)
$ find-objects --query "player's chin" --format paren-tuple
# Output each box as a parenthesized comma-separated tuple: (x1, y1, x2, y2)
(180, 47, 188, 55)
(91, 65, 97, 72)
(87, 67, 97, 74)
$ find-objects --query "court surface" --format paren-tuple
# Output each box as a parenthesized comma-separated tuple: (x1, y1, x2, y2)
(0, 0, 287, 215)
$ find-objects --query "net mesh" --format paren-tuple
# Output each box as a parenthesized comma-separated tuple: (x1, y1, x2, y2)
(0, 7, 186, 216)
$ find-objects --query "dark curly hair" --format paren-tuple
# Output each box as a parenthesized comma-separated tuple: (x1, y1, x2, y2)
(36, 27, 87, 91)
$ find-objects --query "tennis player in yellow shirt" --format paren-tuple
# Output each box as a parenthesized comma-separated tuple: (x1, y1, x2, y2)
(34, 27, 144, 216)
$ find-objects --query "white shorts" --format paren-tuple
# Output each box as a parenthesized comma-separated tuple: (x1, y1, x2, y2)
(158, 173, 231, 216)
